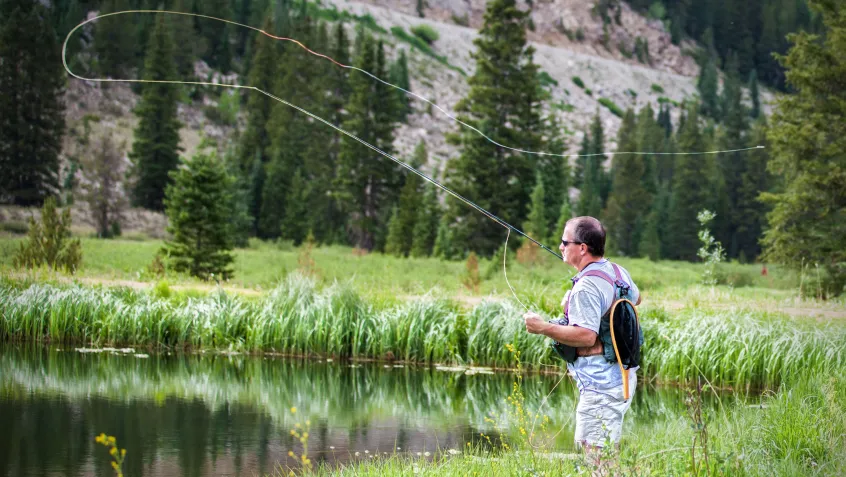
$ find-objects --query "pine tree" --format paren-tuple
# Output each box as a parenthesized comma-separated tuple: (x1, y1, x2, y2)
(133, 0, 158, 75)
(281, 168, 310, 245)
(524, 172, 548, 244)
(329, 21, 352, 129)
(170, 0, 203, 77)
(638, 205, 661, 260)
(233, 0, 256, 58)
(163, 153, 235, 280)
(262, 16, 339, 243)
(667, 107, 716, 261)
(577, 113, 606, 218)
(538, 113, 570, 237)
(390, 49, 412, 122)
(247, 154, 264, 236)
(223, 151, 253, 248)
(554, 198, 573, 239)
(94, 0, 135, 77)
(384, 206, 405, 256)
(735, 117, 770, 261)
(762, 0, 846, 293)
(295, 21, 343, 243)
(588, 112, 611, 207)
(196, 0, 234, 72)
(0, 0, 66, 206)
(385, 141, 427, 256)
(698, 56, 720, 120)
(258, 154, 287, 239)
(432, 212, 455, 259)
(128, 14, 182, 211)
(54, 0, 86, 69)
(603, 109, 649, 256)
(573, 131, 591, 186)
(716, 56, 750, 258)
(239, 16, 278, 171)
(441, 0, 545, 257)
(657, 103, 673, 138)
(636, 103, 662, 196)
(79, 131, 128, 238)
(653, 181, 673, 259)
(748, 69, 761, 118)
(411, 186, 441, 257)
(237, 17, 277, 233)
(336, 34, 401, 250)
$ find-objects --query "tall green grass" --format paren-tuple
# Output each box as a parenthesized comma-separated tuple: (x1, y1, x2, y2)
(643, 307, 846, 389)
(2, 275, 843, 388)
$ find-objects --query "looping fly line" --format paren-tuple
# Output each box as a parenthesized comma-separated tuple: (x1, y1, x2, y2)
(63, 10, 764, 282)
(63, 11, 751, 448)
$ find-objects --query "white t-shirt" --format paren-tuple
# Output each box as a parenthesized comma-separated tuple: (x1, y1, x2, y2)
(563, 259, 640, 391)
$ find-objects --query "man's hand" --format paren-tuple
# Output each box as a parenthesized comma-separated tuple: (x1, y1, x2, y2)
(523, 312, 550, 335)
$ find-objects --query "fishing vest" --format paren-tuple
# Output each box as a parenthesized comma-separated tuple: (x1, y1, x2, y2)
(549, 262, 644, 397)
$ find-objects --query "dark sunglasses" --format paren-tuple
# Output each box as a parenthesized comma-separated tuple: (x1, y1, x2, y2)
(561, 239, 584, 247)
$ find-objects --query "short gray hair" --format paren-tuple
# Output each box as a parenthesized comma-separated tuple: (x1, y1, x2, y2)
(565, 216, 606, 257)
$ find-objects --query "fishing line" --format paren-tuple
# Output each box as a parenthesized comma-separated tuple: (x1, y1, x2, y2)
(64, 12, 759, 450)
(64, 10, 764, 266)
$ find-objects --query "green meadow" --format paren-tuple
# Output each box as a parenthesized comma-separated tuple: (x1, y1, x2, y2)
(1, 234, 845, 476)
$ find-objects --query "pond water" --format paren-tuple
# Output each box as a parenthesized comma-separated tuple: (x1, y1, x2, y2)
(0, 344, 730, 476)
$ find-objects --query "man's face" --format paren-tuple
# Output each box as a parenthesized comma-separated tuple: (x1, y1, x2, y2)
(560, 225, 582, 268)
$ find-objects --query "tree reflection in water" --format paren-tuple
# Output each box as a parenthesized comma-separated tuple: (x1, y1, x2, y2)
(0, 344, 726, 476)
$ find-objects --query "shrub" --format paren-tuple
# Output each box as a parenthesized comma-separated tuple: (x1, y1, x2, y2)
(584, 88, 593, 96)
(696, 209, 725, 287)
(599, 97, 624, 117)
(13, 197, 82, 273)
(451, 13, 469, 27)
(635, 37, 650, 63)
(552, 101, 575, 113)
(152, 280, 172, 299)
(462, 252, 481, 293)
(575, 27, 585, 41)
(648, 2, 666, 20)
(626, 88, 638, 98)
(214, 90, 240, 126)
(555, 19, 573, 40)
(651, 83, 665, 93)
(0, 221, 29, 235)
(390, 26, 465, 75)
(410, 24, 439, 44)
(571, 76, 585, 88)
(618, 41, 633, 58)
(657, 96, 670, 104)
(537, 71, 558, 87)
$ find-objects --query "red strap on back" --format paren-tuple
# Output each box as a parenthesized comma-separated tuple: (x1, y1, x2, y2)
(581, 270, 614, 287)
(564, 263, 629, 317)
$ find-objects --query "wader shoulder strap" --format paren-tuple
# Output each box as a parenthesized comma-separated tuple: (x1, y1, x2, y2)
(564, 270, 614, 316)
(563, 263, 630, 316)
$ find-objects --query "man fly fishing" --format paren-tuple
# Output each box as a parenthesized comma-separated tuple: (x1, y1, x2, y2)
(523, 216, 643, 450)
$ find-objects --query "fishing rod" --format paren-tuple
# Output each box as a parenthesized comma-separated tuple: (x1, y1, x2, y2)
(63, 10, 763, 266)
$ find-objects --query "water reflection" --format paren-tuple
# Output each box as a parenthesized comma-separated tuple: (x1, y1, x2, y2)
(0, 344, 730, 477)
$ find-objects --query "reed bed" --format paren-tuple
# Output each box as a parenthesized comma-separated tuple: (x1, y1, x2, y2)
(1, 275, 844, 388)
(643, 307, 846, 389)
